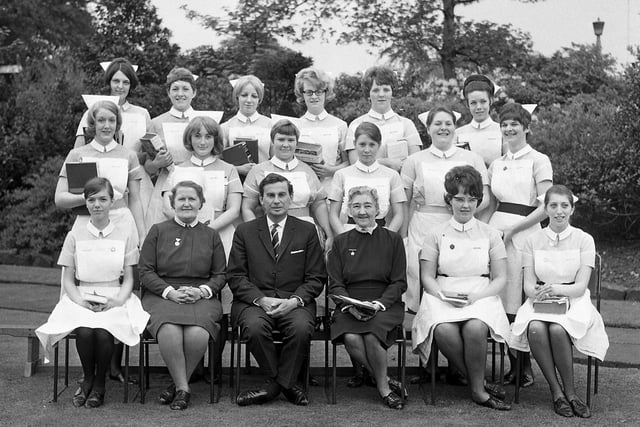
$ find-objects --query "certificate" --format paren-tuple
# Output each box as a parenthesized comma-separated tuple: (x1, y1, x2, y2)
(121, 112, 147, 151)
(162, 122, 190, 164)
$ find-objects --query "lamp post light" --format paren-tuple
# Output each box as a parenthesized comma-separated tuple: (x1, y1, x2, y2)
(593, 18, 605, 51)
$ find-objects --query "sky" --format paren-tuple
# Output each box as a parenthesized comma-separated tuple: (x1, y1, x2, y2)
(151, 0, 639, 75)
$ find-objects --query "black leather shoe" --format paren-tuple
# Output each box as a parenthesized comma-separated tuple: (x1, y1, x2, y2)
(85, 390, 105, 408)
(170, 390, 191, 410)
(159, 384, 176, 405)
(388, 378, 408, 400)
(569, 397, 591, 418)
(382, 391, 404, 409)
(72, 386, 87, 408)
(475, 396, 511, 411)
(553, 396, 574, 417)
(484, 383, 506, 400)
(504, 370, 534, 387)
(282, 385, 309, 406)
(236, 389, 276, 406)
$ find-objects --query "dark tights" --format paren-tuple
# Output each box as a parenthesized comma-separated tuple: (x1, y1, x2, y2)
(75, 327, 115, 394)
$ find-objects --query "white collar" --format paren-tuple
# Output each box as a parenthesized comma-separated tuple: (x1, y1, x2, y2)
(506, 144, 532, 160)
(119, 101, 132, 112)
(270, 156, 299, 170)
(190, 155, 216, 167)
(267, 215, 288, 231)
(367, 109, 396, 121)
(470, 117, 494, 130)
(87, 220, 114, 238)
(354, 160, 380, 173)
(169, 106, 194, 119)
(174, 217, 199, 228)
(89, 139, 118, 153)
(236, 112, 260, 124)
(428, 145, 457, 159)
(449, 217, 477, 232)
(543, 225, 573, 245)
(303, 110, 329, 121)
(355, 223, 377, 235)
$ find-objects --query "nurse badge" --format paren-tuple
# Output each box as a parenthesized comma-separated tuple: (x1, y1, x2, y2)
(175, 238, 182, 247)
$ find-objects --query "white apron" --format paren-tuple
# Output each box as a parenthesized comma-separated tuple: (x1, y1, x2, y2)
(299, 125, 341, 192)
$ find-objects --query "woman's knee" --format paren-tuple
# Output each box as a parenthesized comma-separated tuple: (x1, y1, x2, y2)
(434, 323, 459, 342)
(548, 323, 570, 340)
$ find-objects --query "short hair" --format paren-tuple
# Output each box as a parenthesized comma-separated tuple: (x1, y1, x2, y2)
(499, 103, 531, 129)
(361, 66, 398, 97)
(425, 105, 456, 127)
(166, 67, 197, 92)
(84, 177, 114, 200)
(259, 173, 293, 197)
(169, 180, 205, 209)
(232, 75, 265, 105)
(86, 100, 122, 134)
(462, 74, 494, 101)
(103, 57, 139, 92)
(294, 67, 335, 103)
(354, 122, 382, 145)
(347, 186, 380, 212)
(544, 184, 575, 208)
(182, 116, 224, 156)
(270, 119, 300, 143)
(443, 165, 483, 206)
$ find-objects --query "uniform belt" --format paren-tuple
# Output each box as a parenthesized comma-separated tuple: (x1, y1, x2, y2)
(437, 273, 490, 278)
(536, 280, 575, 285)
(496, 202, 536, 216)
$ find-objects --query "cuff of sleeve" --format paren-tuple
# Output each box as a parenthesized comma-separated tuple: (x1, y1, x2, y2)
(252, 297, 261, 307)
(373, 300, 386, 311)
(291, 295, 304, 307)
(199, 285, 213, 299)
(161, 286, 173, 299)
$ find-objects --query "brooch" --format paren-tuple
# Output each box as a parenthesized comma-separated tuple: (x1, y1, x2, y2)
(110, 247, 116, 252)
(175, 238, 182, 247)
(449, 244, 455, 250)
(503, 166, 508, 171)
(349, 249, 357, 256)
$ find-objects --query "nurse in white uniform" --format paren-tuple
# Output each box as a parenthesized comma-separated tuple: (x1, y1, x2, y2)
(484, 102, 553, 386)
(401, 106, 489, 314)
(510, 185, 608, 418)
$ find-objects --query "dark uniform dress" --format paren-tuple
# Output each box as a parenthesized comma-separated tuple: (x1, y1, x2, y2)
(140, 219, 226, 339)
(328, 226, 407, 348)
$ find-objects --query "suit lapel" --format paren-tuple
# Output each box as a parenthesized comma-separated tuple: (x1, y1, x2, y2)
(277, 217, 295, 260)
(257, 217, 276, 260)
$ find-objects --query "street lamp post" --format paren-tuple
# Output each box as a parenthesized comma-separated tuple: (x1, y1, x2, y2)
(593, 18, 605, 52)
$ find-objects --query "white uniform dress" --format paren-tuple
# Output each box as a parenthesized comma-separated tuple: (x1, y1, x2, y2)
(412, 218, 511, 363)
(488, 144, 553, 314)
(220, 112, 273, 163)
(455, 118, 504, 167)
(510, 226, 609, 361)
(35, 221, 149, 361)
(401, 145, 488, 313)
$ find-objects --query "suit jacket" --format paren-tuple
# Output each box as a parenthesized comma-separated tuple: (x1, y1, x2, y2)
(227, 215, 326, 315)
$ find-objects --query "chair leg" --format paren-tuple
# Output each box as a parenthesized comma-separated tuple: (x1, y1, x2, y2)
(499, 343, 505, 385)
(123, 345, 129, 403)
(514, 350, 521, 404)
(586, 356, 592, 408)
(491, 341, 496, 382)
(303, 345, 310, 394)
(229, 329, 235, 389)
(53, 343, 59, 403)
(430, 340, 437, 405)
(594, 359, 599, 395)
(234, 329, 241, 404)
(324, 334, 330, 403)
(145, 342, 150, 389)
(139, 340, 145, 404)
(209, 339, 215, 404)
(64, 337, 70, 387)
(400, 336, 406, 401)
(331, 343, 337, 404)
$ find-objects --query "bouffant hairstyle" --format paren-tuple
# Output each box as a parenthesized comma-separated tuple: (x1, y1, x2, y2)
(86, 100, 122, 134)
(443, 165, 483, 206)
(294, 67, 335, 104)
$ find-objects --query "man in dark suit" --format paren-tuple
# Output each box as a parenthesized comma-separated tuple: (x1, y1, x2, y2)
(227, 173, 326, 406)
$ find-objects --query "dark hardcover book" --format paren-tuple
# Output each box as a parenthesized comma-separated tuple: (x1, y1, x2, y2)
(140, 132, 164, 160)
(222, 142, 251, 166)
(233, 137, 259, 163)
(66, 162, 98, 194)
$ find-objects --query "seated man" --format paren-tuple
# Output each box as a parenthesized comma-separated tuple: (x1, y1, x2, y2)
(227, 173, 326, 406)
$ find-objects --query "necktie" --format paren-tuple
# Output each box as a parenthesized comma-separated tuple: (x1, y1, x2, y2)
(271, 223, 280, 257)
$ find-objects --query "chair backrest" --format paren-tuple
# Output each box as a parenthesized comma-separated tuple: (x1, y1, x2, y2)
(587, 252, 602, 312)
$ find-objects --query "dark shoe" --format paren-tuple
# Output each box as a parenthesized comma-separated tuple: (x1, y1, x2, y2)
(553, 396, 574, 417)
(282, 385, 309, 406)
(569, 397, 591, 418)
(85, 390, 104, 408)
(484, 383, 506, 400)
(308, 375, 320, 387)
(170, 390, 190, 410)
(347, 372, 365, 388)
(446, 369, 468, 386)
(72, 386, 87, 408)
(503, 370, 534, 388)
(236, 389, 275, 406)
(503, 370, 515, 385)
(475, 396, 511, 411)
(159, 384, 176, 405)
(382, 391, 404, 410)
(388, 378, 409, 400)
(109, 372, 125, 383)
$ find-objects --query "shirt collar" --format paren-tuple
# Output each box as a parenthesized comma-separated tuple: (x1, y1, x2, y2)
(355, 223, 377, 235)
(86, 221, 114, 238)
(506, 144, 533, 160)
(428, 145, 457, 159)
(174, 217, 199, 228)
(190, 155, 216, 167)
(169, 106, 194, 119)
(354, 160, 380, 173)
(270, 156, 299, 170)
(470, 117, 494, 130)
(543, 225, 573, 245)
(267, 215, 288, 231)
(303, 110, 329, 121)
(367, 109, 397, 121)
(236, 112, 260, 124)
(449, 217, 477, 232)
(89, 139, 118, 153)
(120, 101, 131, 112)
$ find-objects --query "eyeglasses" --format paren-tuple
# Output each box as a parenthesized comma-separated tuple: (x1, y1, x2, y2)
(302, 89, 327, 97)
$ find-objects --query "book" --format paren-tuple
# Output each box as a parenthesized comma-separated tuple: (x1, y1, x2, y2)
(233, 137, 259, 163)
(438, 290, 469, 306)
(533, 296, 570, 314)
(66, 162, 98, 194)
(222, 142, 252, 166)
(330, 295, 378, 315)
(295, 141, 323, 164)
(140, 132, 165, 160)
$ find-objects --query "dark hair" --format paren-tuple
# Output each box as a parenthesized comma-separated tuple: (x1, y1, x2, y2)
(544, 184, 574, 208)
(443, 165, 483, 206)
(361, 66, 397, 97)
(183, 116, 224, 156)
(103, 58, 139, 93)
(499, 103, 531, 129)
(169, 180, 205, 209)
(259, 173, 293, 197)
(462, 74, 494, 100)
(270, 119, 300, 143)
(86, 100, 122, 134)
(84, 177, 114, 200)
(166, 67, 197, 92)
(354, 122, 382, 145)
(425, 105, 456, 127)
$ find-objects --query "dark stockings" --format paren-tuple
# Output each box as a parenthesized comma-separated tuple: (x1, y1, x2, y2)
(75, 327, 115, 394)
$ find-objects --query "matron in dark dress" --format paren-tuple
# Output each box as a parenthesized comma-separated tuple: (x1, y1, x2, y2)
(140, 219, 226, 339)
(328, 226, 407, 348)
